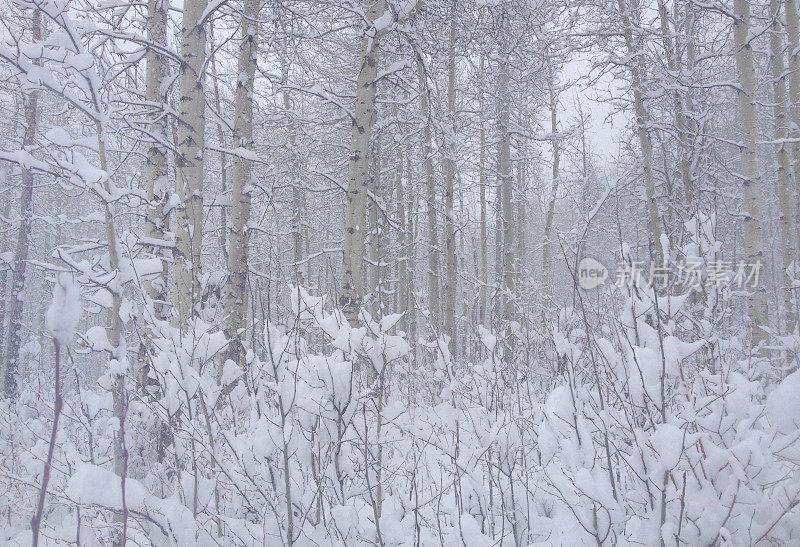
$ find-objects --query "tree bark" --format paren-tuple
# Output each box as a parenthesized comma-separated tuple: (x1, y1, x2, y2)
(542, 72, 559, 303)
(617, 0, 663, 263)
(340, 0, 386, 324)
(4, 8, 41, 398)
(443, 1, 457, 348)
(224, 0, 260, 364)
(143, 0, 169, 323)
(769, 0, 796, 330)
(478, 55, 488, 326)
(784, 0, 800, 330)
(173, 0, 208, 325)
(417, 61, 440, 330)
(497, 13, 515, 322)
(733, 0, 768, 347)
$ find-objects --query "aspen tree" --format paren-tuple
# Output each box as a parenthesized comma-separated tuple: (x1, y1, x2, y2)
(396, 146, 407, 327)
(617, 0, 663, 263)
(497, 9, 515, 321)
(478, 55, 488, 326)
(137, 0, 169, 396)
(542, 70, 559, 303)
(656, 0, 692, 216)
(144, 0, 169, 319)
(769, 0, 796, 329)
(4, 8, 40, 398)
(733, 0, 768, 347)
(224, 0, 260, 364)
(417, 61, 440, 328)
(367, 144, 381, 314)
(443, 0, 457, 348)
(143, 0, 168, 323)
(173, 0, 208, 325)
(341, 0, 386, 324)
(784, 0, 800, 329)
(209, 22, 229, 265)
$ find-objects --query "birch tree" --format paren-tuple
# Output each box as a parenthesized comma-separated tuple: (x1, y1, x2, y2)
(223, 0, 260, 365)
(340, 0, 386, 324)
(769, 0, 796, 330)
(173, 0, 208, 325)
(497, 8, 515, 321)
(443, 0, 457, 348)
(3, 8, 40, 398)
(616, 0, 663, 263)
(733, 0, 768, 347)
(142, 0, 168, 320)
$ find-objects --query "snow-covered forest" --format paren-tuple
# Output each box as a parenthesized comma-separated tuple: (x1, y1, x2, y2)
(1, 0, 799, 544)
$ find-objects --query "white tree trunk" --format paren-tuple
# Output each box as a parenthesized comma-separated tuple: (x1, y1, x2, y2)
(769, 0, 796, 330)
(143, 0, 168, 322)
(478, 55, 488, 326)
(498, 17, 515, 322)
(443, 1, 457, 348)
(173, 0, 208, 325)
(224, 0, 259, 363)
(617, 0, 663, 263)
(4, 9, 41, 398)
(3, 9, 42, 398)
(785, 0, 800, 330)
(340, 0, 385, 324)
(656, 0, 692, 214)
(417, 61, 440, 329)
(733, 0, 768, 346)
(367, 144, 381, 314)
(542, 71, 559, 304)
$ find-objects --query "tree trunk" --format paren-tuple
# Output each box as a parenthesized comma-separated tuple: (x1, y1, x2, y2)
(656, 0, 692, 216)
(769, 0, 796, 330)
(4, 8, 41, 398)
(173, 0, 208, 325)
(209, 21, 229, 267)
(785, 0, 800, 330)
(733, 0, 768, 347)
(542, 72, 559, 303)
(340, 0, 386, 324)
(497, 16, 515, 322)
(617, 0, 663, 263)
(443, 1, 457, 348)
(367, 143, 381, 314)
(224, 0, 259, 364)
(417, 61, 440, 330)
(396, 146, 407, 327)
(478, 55, 488, 326)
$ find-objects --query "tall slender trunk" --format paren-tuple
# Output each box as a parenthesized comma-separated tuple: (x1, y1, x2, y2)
(542, 72, 559, 303)
(396, 146, 407, 327)
(143, 0, 169, 321)
(418, 61, 440, 329)
(4, 9, 41, 398)
(443, 1, 457, 348)
(139, 0, 169, 392)
(656, 0, 692, 216)
(478, 55, 488, 326)
(209, 22, 229, 266)
(173, 0, 208, 325)
(516, 157, 526, 297)
(224, 0, 260, 364)
(769, 0, 796, 330)
(733, 0, 768, 347)
(340, 0, 386, 324)
(497, 15, 515, 321)
(617, 0, 663, 263)
(785, 0, 800, 330)
(367, 143, 381, 314)
(406, 153, 416, 342)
